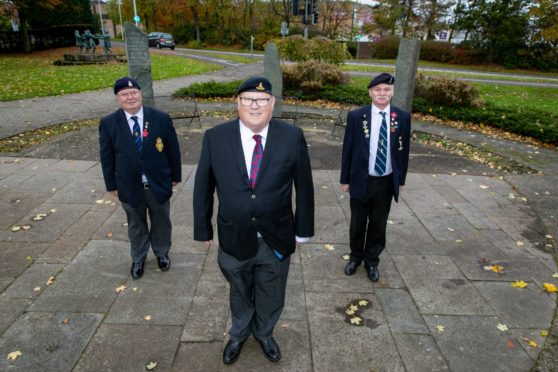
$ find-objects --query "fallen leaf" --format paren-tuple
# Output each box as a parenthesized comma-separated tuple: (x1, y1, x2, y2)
(506, 340, 516, 349)
(104, 200, 112, 204)
(448, 227, 455, 232)
(541, 330, 549, 337)
(349, 316, 362, 325)
(455, 239, 463, 243)
(387, 220, 394, 224)
(321, 186, 328, 189)
(26, 256, 32, 260)
(436, 325, 445, 333)
(7, 351, 22, 360)
(516, 241, 524, 247)
(46, 276, 55, 286)
(324, 244, 335, 251)
(21, 225, 31, 230)
(106, 232, 113, 238)
(543, 283, 557, 293)
(358, 299, 369, 307)
(50, 209, 57, 213)
(348, 304, 359, 312)
(146, 361, 157, 370)
(63, 318, 70, 325)
(115, 285, 127, 293)
(553, 273, 558, 278)
(10, 226, 21, 232)
(546, 235, 553, 239)
(144, 315, 152, 321)
(33, 287, 41, 292)
(95, 199, 104, 204)
(484, 264, 504, 273)
(342, 255, 350, 260)
(132, 287, 138, 291)
(496, 323, 509, 332)
(32, 215, 43, 221)
(521, 197, 527, 202)
(521, 337, 538, 347)
(346, 308, 356, 315)
(479, 185, 490, 189)
(511, 280, 528, 288)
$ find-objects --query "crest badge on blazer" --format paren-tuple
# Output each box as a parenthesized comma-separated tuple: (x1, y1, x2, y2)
(156, 137, 164, 152)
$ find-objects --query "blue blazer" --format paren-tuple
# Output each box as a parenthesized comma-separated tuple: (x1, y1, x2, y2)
(193, 119, 314, 261)
(340, 105, 411, 202)
(99, 105, 182, 208)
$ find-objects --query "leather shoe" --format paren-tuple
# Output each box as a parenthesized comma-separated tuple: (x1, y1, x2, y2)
(367, 266, 380, 282)
(222, 340, 244, 365)
(157, 255, 171, 271)
(257, 337, 281, 362)
(131, 261, 145, 279)
(344, 260, 360, 276)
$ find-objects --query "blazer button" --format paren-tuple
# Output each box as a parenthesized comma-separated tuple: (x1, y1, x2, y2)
(251, 194, 256, 199)
(251, 217, 256, 223)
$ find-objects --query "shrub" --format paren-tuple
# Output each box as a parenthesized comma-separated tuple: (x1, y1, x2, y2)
(276, 35, 309, 62)
(420, 41, 456, 63)
(282, 61, 344, 93)
(307, 36, 351, 65)
(173, 80, 241, 98)
(372, 36, 400, 59)
(414, 75, 482, 108)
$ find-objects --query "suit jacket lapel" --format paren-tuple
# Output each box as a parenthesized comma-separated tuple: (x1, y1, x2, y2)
(229, 120, 250, 187)
(255, 120, 279, 188)
(118, 109, 136, 149)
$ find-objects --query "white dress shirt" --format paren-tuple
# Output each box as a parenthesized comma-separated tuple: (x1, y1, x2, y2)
(369, 104, 393, 177)
(124, 107, 148, 184)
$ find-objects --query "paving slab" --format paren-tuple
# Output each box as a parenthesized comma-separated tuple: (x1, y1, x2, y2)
(0, 241, 50, 277)
(37, 234, 90, 264)
(451, 201, 500, 229)
(46, 177, 108, 204)
(404, 184, 459, 216)
(1, 263, 64, 300)
(0, 191, 50, 229)
(0, 312, 102, 371)
(418, 214, 480, 242)
(73, 323, 182, 372)
(375, 288, 429, 333)
(313, 207, 349, 244)
(424, 315, 533, 372)
(385, 218, 437, 247)
(172, 342, 223, 371)
(0, 298, 30, 336)
(392, 333, 449, 371)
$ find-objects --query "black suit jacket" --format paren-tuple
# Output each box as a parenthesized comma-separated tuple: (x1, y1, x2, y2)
(340, 105, 411, 202)
(99, 105, 182, 208)
(193, 119, 314, 261)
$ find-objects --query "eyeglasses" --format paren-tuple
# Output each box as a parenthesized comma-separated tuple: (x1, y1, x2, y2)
(239, 96, 271, 107)
(117, 90, 140, 98)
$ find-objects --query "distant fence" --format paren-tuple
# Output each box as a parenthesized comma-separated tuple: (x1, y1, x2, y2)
(0, 26, 94, 53)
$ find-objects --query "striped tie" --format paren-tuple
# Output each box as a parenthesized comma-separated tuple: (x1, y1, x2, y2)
(250, 134, 263, 189)
(374, 111, 388, 175)
(131, 116, 142, 153)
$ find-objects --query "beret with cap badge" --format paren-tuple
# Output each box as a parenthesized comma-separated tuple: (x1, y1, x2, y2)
(367, 73, 395, 89)
(237, 77, 273, 95)
(114, 77, 141, 95)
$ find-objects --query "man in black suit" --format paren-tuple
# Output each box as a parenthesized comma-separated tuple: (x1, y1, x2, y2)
(193, 77, 314, 364)
(340, 73, 411, 282)
(99, 77, 181, 279)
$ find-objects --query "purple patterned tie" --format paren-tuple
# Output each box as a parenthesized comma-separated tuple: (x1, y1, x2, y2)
(250, 134, 263, 189)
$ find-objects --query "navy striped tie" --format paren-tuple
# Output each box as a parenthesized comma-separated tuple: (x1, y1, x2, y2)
(131, 116, 142, 153)
(374, 111, 388, 175)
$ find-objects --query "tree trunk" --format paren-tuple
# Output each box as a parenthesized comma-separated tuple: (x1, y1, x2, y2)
(19, 6, 31, 53)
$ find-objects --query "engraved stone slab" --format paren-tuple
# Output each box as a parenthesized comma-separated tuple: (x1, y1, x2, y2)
(124, 22, 154, 106)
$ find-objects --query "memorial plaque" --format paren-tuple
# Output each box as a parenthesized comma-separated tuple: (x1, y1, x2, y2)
(264, 42, 283, 117)
(392, 38, 420, 112)
(124, 22, 154, 106)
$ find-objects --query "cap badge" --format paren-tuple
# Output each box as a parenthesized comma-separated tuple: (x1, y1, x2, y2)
(256, 82, 265, 91)
(128, 81, 133, 87)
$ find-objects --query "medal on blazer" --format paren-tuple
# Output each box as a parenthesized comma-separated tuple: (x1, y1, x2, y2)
(362, 115, 369, 138)
(390, 112, 399, 132)
(398, 136, 403, 151)
(142, 121, 149, 138)
(156, 137, 164, 152)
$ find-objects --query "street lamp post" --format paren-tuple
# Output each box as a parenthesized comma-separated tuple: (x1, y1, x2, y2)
(133, 0, 139, 27)
(117, 0, 124, 40)
(97, 0, 105, 34)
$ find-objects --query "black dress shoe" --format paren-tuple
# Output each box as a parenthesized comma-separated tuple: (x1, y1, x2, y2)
(131, 261, 145, 279)
(367, 266, 380, 282)
(157, 255, 171, 271)
(344, 260, 360, 276)
(223, 340, 244, 365)
(257, 337, 281, 362)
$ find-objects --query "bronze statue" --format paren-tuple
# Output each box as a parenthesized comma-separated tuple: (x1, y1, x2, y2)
(75, 30, 84, 54)
(94, 33, 112, 54)
(83, 30, 97, 54)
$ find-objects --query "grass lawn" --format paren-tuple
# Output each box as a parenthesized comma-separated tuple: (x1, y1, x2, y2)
(0, 47, 223, 101)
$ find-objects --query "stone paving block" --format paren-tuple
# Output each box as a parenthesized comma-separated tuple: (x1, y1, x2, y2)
(0, 277, 13, 292)
(389, 198, 415, 219)
(2, 263, 64, 300)
(0, 312, 102, 372)
(479, 228, 536, 258)
(89, 193, 120, 212)
(375, 288, 429, 334)
(386, 219, 436, 248)
(510, 328, 549, 361)
(171, 342, 222, 372)
(387, 236, 444, 255)
(392, 333, 449, 371)
(313, 207, 349, 244)
(91, 207, 129, 241)
(38, 234, 89, 264)
(13, 158, 59, 175)
(170, 196, 194, 226)
(172, 225, 208, 254)
(0, 191, 50, 229)
(182, 165, 197, 190)
(491, 215, 543, 250)
(402, 173, 433, 189)
(222, 319, 312, 371)
(452, 201, 500, 229)
(104, 253, 203, 325)
(0, 157, 37, 173)
(13, 170, 80, 194)
(368, 252, 406, 289)
(419, 214, 479, 242)
(474, 281, 556, 329)
(63, 210, 112, 238)
(300, 243, 373, 293)
(0, 173, 33, 191)
(28, 240, 129, 313)
(73, 324, 182, 372)
(432, 184, 469, 204)
(45, 159, 95, 172)
(305, 292, 405, 372)
(423, 315, 532, 372)
(0, 298, 30, 336)
(47, 177, 107, 204)
(0, 241, 50, 277)
(83, 162, 104, 179)
(282, 263, 307, 321)
(404, 185, 458, 216)
(314, 181, 340, 206)
(392, 254, 463, 280)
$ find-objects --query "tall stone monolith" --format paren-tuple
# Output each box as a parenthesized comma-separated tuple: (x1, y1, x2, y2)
(392, 38, 420, 112)
(263, 42, 283, 117)
(124, 22, 154, 107)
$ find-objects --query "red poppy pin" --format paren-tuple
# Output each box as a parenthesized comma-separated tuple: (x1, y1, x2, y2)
(142, 130, 149, 138)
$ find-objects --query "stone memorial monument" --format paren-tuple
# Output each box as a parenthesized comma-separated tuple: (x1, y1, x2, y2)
(263, 42, 283, 117)
(392, 38, 420, 112)
(124, 22, 154, 106)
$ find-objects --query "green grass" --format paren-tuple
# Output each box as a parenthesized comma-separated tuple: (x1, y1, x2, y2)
(0, 47, 223, 101)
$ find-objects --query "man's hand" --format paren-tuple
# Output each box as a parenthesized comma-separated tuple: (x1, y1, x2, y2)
(341, 184, 349, 193)
(172, 182, 178, 187)
(204, 240, 214, 247)
(110, 190, 118, 197)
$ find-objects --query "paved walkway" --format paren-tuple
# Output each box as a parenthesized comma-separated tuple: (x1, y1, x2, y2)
(0, 66, 557, 371)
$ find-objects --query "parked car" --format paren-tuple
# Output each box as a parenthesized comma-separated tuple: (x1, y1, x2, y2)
(147, 32, 176, 50)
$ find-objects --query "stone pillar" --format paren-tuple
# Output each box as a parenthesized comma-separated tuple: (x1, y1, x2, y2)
(392, 38, 420, 112)
(124, 22, 154, 107)
(263, 42, 283, 117)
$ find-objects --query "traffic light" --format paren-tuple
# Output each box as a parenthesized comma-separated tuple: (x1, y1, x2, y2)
(292, 0, 299, 16)
(312, 12, 319, 25)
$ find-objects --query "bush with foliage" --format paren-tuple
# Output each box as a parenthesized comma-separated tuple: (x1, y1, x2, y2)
(174, 80, 241, 98)
(371, 36, 400, 59)
(420, 41, 456, 63)
(282, 61, 346, 93)
(276, 35, 349, 65)
(276, 35, 309, 62)
(414, 75, 483, 108)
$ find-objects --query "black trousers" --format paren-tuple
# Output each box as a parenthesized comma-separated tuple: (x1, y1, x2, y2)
(218, 238, 290, 343)
(349, 174, 393, 267)
(121, 187, 172, 263)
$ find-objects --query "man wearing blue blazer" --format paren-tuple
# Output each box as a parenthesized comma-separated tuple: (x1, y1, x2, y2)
(193, 77, 314, 364)
(340, 73, 411, 282)
(99, 77, 181, 279)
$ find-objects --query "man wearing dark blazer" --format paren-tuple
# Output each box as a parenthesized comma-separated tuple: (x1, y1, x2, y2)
(193, 77, 314, 364)
(99, 77, 181, 279)
(340, 73, 411, 282)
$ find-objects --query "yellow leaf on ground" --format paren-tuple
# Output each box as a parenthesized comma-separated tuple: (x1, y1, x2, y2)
(46, 276, 55, 286)
(146, 361, 157, 370)
(63, 318, 70, 325)
(448, 227, 455, 232)
(349, 316, 362, 325)
(33, 287, 41, 292)
(543, 283, 558, 293)
(511, 281, 528, 288)
(553, 273, 558, 278)
(7, 351, 22, 360)
(455, 239, 463, 243)
(346, 308, 356, 315)
(436, 325, 445, 333)
(50, 209, 57, 213)
(144, 315, 152, 321)
(358, 299, 369, 307)
(21, 225, 31, 230)
(521, 337, 538, 347)
(496, 323, 509, 332)
(516, 241, 524, 247)
(484, 265, 504, 273)
(387, 220, 394, 224)
(479, 185, 490, 189)
(342, 255, 350, 261)
(324, 244, 334, 251)
(115, 285, 127, 293)
(95, 199, 104, 204)
(10, 226, 21, 232)
(541, 330, 549, 337)
(348, 304, 358, 312)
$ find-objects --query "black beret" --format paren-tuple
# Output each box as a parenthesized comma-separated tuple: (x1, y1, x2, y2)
(237, 77, 272, 95)
(367, 73, 395, 89)
(114, 77, 141, 95)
